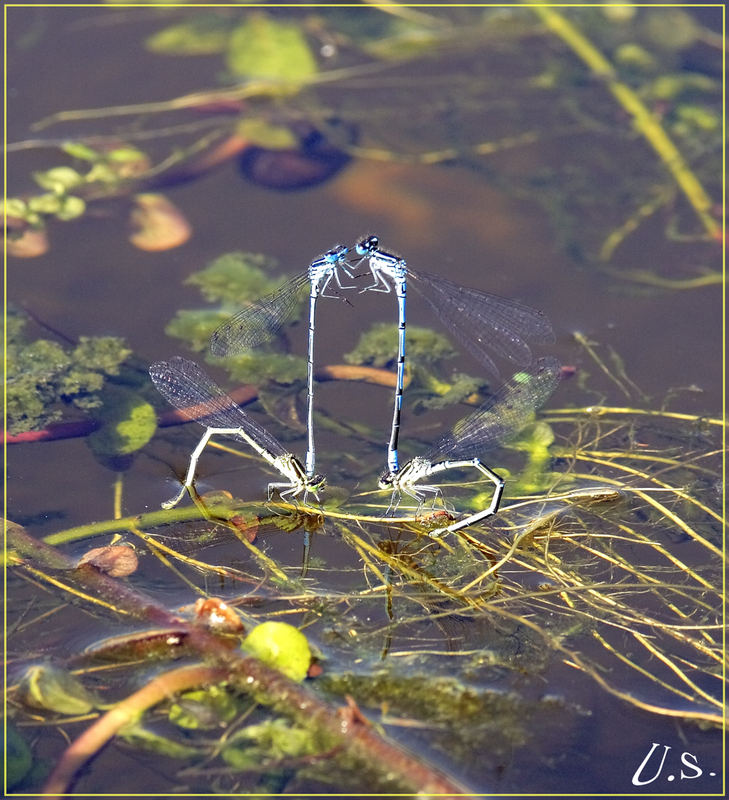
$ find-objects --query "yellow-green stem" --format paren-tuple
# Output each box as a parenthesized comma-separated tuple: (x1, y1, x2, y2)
(531, 5, 719, 240)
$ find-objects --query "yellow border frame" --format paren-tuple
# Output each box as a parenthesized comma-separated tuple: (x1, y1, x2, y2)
(3, 3, 726, 797)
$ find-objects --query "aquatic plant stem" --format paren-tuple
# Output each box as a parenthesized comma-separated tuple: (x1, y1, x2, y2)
(545, 406, 724, 428)
(597, 266, 723, 289)
(39, 503, 243, 546)
(30, 62, 396, 131)
(11, 525, 469, 797)
(531, 4, 720, 240)
(42, 664, 230, 798)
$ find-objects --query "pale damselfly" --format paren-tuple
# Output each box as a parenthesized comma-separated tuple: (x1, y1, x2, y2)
(379, 357, 562, 537)
(149, 356, 325, 508)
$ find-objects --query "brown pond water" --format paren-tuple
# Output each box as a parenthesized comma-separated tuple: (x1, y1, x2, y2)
(6, 5, 724, 796)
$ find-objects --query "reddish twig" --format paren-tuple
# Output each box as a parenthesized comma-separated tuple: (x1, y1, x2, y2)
(9, 524, 470, 797)
(5, 364, 400, 444)
(42, 664, 230, 798)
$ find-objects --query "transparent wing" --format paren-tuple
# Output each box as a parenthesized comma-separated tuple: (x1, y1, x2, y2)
(209, 272, 309, 357)
(411, 269, 554, 377)
(425, 357, 562, 461)
(149, 356, 288, 458)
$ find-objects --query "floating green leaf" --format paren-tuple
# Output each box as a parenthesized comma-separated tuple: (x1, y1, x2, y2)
(33, 166, 84, 193)
(20, 664, 97, 715)
(6, 316, 132, 433)
(508, 420, 557, 495)
(674, 104, 720, 133)
(236, 117, 298, 150)
(345, 323, 456, 368)
(87, 385, 158, 458)
(416, 372, 484, 411)
(146, 17, 230, 56)
(226, 13, 318, 83)
(613, 43, 657, 72)
(3, 197, 29, 218)
(6, 308, 26, 341)
(118, 725, 199, 759)
(641, 8, 701, 51)
(225, 353, 306, 386)
(61, 141, 100, 161)
(165, 309, 228, 352)
(185, 251, 283, 305)
(72, 335, 132, 375)
(56, 195, 86, 221)
(107, 145, 148, 164)
(647, 72, 718, 102)
(242, 621, 311, 682)
(27, 192, 63, 214)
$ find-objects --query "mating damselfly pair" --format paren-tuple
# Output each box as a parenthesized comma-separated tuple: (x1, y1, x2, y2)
(150, 236, 561, 537)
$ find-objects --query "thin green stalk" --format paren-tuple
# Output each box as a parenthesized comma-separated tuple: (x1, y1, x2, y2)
(40, 503, 239, 546)
(531, 4, 720, 240)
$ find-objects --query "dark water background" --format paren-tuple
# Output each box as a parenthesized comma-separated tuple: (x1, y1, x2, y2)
(6, 5, 724, 796)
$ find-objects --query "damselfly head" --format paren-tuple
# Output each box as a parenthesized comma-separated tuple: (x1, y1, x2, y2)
(310, 474, 327, 492)
(378, 470, 396, 490)
(355, 235, 379, 257)
(324, 244, 348, 262)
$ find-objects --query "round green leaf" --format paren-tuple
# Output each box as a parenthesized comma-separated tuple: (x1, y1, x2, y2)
(61, 141, 101, 161)
(4, 197, 28, 219)
(226, 14, 317, 83)
(34, 166, 84, 193)
(27, 193, 62, 214)
(242, 621, 311, 682)
(56, 195, 86, 221)
(88, 385, 158, 458)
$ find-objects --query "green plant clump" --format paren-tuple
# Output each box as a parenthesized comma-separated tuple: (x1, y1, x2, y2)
(165, 252, 294, 354)
(345, 323, 457, 369)
(5, 312, 132, 434)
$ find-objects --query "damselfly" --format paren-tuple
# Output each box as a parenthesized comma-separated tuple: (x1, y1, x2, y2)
(149, 356, 325, 508)
(379, 357, 562, 537)
(354, 235, 554, 476)
(209, 244, 353, 480)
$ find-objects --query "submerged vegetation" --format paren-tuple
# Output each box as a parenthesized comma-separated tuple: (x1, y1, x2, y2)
(5, 309, 133, 434)
(6, 5, 721, 273)
(7, 394, 723, 791)
(6, 4, 723, 796)
(7, 277, 724, 791)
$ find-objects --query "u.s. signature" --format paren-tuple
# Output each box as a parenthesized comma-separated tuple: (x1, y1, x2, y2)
(631, 742, 719, 787)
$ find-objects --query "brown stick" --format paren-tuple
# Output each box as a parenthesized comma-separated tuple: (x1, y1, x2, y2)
(5, 365, 400, 443)
(42, 664, 230, 798)
(10, 524, 470, 797)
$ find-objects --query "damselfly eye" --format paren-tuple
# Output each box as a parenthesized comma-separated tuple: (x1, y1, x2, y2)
(356, 235, 379, 256)
(378, 471, 394, 489)
(328, 244, 347, 256)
